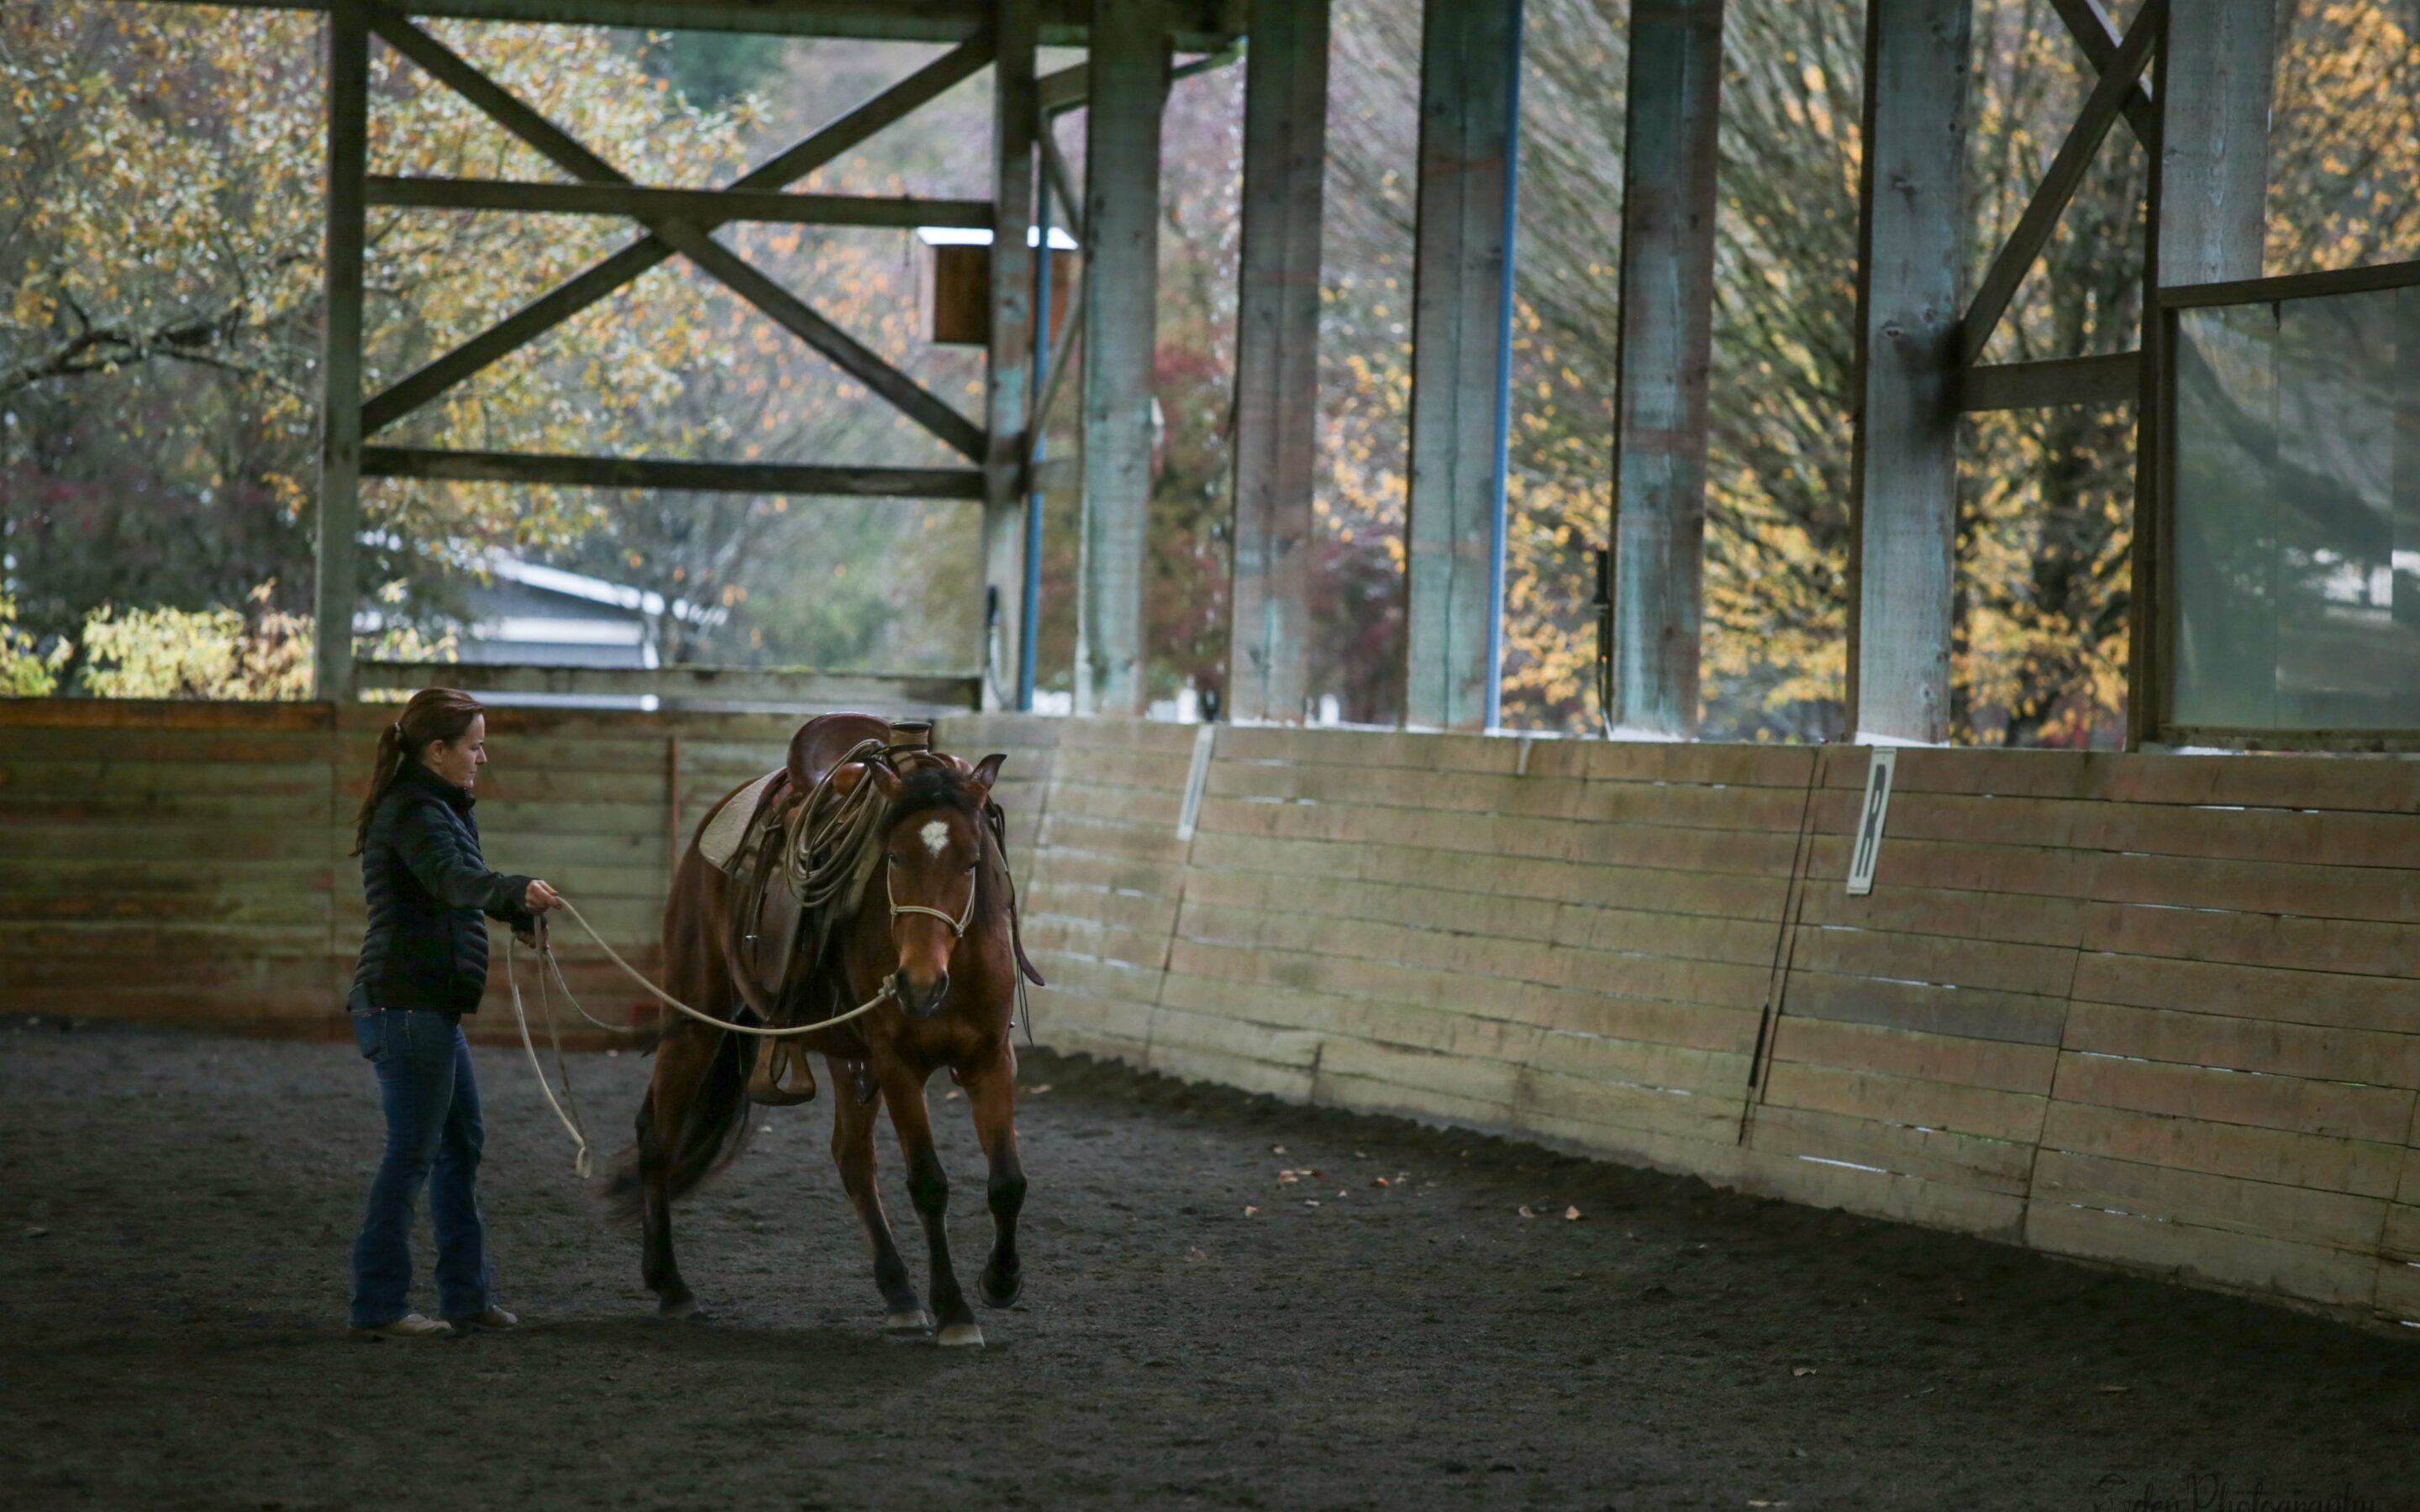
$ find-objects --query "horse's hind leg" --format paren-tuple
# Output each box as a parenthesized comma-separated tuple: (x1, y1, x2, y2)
(829, 1054, 926, 1334)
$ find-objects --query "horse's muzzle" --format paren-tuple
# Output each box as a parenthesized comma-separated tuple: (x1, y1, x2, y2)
(893, 969, 950, 1017)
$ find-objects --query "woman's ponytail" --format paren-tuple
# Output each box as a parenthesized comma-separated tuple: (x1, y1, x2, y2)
(350, 688, 487, 857)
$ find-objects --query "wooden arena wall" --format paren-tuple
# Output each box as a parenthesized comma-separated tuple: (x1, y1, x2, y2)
(3, 700, 2416, 1331)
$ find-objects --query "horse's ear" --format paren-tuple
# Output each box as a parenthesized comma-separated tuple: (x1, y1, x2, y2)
(970, 752, 1007, 796)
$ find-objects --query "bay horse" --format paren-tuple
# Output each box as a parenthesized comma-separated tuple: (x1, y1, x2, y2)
(605, 729, 1028, 1347)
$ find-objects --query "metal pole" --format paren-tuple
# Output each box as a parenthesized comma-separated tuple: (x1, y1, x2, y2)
(983, 0, 1040, 711)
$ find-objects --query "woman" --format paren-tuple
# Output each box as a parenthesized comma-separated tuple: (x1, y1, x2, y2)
(345, 688, 561, 1341)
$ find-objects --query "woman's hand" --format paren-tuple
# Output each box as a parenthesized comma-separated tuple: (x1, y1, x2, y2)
(525, 879, 563, 913)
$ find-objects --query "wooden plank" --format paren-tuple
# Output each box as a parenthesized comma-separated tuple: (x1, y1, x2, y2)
(2023, 1200, 2375, 1309)
(1760, 1061, 2048, 1142)
(1770, 1016, 2060, 1095)
(1402, 0, 1521, 730)
(2081, 902, 2420, 981)
(134, 0, 1239, 46)
(361, 446, 984, 499)
(2074, 953, 2420, 1037)
(2039, 1100, 2407, 1199)
(1079, 0, 1169, 713)
(1745, 1102, 2037, 1194)
(0, 700, 333, 732)
(355, 661, 979, 709)
(1786, 924, 2077, 997)
(2063, 1000, 2420, 1089)
(1959, 353, 2139, 411)
(1846, 0, 1971, 742)
(1607, 0, 1723, 737)
(2050, 1053, 2412, 1144)
(1780, 968, 2070, 1046)
(1797, 879, 2086, 949)
(2033, 1148, 2386, 1253)
(366, 176, 992, 228)
(1227, 0, 1329, 724)
(1739, 1149, 2025, 1239)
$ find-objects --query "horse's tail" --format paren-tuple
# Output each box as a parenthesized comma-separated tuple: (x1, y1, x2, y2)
(599, 1026, 758, 1222)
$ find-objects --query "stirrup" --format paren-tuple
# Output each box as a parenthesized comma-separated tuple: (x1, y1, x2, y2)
(746, 1037, 818, 1106)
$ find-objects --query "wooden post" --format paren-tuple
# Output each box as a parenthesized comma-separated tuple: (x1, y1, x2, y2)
(984, 0, 1040, 711)
(1845, 0, 1971, 745)
(1079, 0, 1168, 715)
(2128, 0, 2275, 748)
(1608, 0, 1723, 738)
(1403, 0, 1522, 732)
(1228, 0, 1330, 724)
(315, 0, 370, 704)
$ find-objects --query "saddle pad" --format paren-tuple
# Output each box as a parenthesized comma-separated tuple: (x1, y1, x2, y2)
(697, 769, 781, 874)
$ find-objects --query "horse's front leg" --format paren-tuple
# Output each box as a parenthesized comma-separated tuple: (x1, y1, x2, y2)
(881, 1063, 981, 1347)
(962, 1050, 1025, 1308)
(825, 1053, 928, 1334)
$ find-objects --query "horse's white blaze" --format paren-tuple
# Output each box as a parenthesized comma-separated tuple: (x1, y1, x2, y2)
(920, 819, 950, 858)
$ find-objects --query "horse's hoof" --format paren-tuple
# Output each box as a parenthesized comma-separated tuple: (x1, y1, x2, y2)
(660, 1294, 704, 1322)
(884, 1309, 935, 1335)
(980, 1268, 1023, 1309)
(936, 1323, 985, 1349)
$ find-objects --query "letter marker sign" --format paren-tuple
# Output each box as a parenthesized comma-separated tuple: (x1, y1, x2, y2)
(1846, 748, 1896, 896)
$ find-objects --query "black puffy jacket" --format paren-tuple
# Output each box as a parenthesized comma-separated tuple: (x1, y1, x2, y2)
(349, 758, 534, 1016)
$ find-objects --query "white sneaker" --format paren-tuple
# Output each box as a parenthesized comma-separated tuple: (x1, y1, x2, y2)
(445, 1306, 519, 1331)
(350, 1312, 455, 1341)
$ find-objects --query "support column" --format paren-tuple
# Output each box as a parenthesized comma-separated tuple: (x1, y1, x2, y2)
(1403, 0, 1522, 732)
(1228, 0, 1330, 724)
(314, 0, 369, 703)
(1845, 0, 1971, 744)
(2128, 1, 2275, 747)
(1078, 0, 1168, 716)
(982, 0, 1039, 711)
(1608, 0, 1723, 738)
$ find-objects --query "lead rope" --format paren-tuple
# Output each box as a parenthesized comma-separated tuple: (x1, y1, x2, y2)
(505, 916, 597, 1178)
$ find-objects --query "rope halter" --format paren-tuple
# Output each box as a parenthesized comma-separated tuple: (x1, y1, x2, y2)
(886, 853, 979, 938)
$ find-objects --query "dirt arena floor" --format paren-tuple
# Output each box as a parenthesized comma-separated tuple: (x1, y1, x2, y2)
(3, 1016, 2415, 1512)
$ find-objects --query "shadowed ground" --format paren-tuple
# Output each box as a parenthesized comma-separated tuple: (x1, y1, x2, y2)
(1, 1016, 2414, 1511)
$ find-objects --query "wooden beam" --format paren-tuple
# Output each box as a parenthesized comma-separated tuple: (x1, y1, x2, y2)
(1959, 352, 2138, 412)
(2133, 0, 2276, 748)
(355, 660, 982, 709)
(360, 446, 985, 497)
(1078, 0, 1169, 715)
(371, 13, 985, 459)
(1226, 0, 1329, 725)
(1402, 0, 1522, 731)
(1607, 0, 1723, 739)
(2045, 0, 2158, 150)
(1039, 117, 1086, 242)
(315, 0, 370, 703)
(1846, 0, 1971, 745)
(361, 38, 993, 433)
(1958, 0, 2158, 367)
(366, 176, 992, 228)
(126, 0, 1242, 48)
(984, 0, 1041, 711)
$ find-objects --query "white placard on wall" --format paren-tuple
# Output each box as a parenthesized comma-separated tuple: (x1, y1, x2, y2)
(1846, 748, 1897, 896)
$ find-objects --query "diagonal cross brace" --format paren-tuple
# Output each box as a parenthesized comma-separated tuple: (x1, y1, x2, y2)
(2046, 0, 2157, 150)
(360, 17, 992, 449)
(1959, 0, 2160, 368)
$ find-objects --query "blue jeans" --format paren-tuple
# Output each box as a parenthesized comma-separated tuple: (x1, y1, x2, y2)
(349, 1009, 492, 1326)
